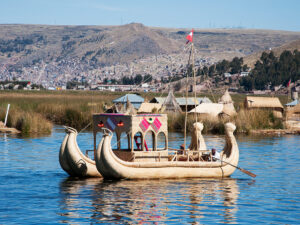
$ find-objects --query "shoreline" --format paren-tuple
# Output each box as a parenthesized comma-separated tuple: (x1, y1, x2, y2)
(250, 128, 300, 135)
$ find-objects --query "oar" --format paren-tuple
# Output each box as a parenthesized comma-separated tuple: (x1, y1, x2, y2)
(220, 159, 257, 178)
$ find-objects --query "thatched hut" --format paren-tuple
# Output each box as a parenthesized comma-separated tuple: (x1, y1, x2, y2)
(161, 90, 182, 113)
(218, 89, 237, 117)
(244, 96, 284, 118)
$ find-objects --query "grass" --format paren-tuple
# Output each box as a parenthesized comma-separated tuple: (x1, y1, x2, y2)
(0, 90, 287, 135)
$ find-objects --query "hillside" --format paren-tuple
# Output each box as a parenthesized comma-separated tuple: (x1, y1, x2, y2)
(244, 39, 300, 68)
(1, 23, 300, 87)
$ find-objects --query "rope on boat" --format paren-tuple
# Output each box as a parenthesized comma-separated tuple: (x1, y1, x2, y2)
(78, 122, 92, 134)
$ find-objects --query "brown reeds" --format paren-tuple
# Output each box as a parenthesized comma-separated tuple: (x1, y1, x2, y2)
(167, 109, 283, 134)
(0, 90, 115, 134)
(0, 91, 284, 135)
(0, 107, 52, 134)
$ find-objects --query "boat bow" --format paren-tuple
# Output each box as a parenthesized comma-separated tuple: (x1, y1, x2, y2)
(59, 126, 101, 177)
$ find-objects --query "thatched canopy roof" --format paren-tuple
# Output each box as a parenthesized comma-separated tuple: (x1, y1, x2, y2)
(245, 96, 283, 109)
(189, 103, 223, 117)
(138, 103, 162, 113)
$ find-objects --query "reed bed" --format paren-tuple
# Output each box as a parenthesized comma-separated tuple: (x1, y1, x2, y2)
(0, 90, 284, 135)
(0, 106, 52, 134)
(167, 109, 283, 134)
(0, 91, 116, 134)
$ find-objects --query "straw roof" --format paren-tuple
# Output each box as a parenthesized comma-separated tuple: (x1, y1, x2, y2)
(219, 89, 233, 104)
(162, 90, 182, 112)
(293, 103, 300, 113)
(189, 103, 224, 117)
(245, 96, 284, 109)
(218, 89, 236, 116)
(138, 103, 162, 113)
(221, 104, 237, 116)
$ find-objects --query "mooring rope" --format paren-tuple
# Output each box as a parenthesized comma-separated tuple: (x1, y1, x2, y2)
(78, 122, 92, 134)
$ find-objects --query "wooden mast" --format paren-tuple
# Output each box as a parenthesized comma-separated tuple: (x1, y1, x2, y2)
(184, 47, 192, 151)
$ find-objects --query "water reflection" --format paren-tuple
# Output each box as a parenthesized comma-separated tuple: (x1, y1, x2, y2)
(59, 178, 240, 224)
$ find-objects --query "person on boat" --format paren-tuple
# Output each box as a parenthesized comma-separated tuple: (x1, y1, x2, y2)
(179, 144, 185, 154)
(211, 148, 220, 161)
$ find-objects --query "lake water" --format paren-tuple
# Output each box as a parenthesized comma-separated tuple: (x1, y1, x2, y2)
(0, 126, 299, 224)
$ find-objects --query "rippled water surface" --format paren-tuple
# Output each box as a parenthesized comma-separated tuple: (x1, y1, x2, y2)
(0, 126, 299, 224)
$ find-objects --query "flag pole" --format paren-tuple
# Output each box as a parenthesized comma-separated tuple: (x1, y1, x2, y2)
(191, 42, 198, 150)
(184, 46, 192, 151)
(183, 29, 194, 151)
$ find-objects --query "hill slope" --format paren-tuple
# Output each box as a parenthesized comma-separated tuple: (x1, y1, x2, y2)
(244, 39, 300, 68)
(1, 23, 300, 86)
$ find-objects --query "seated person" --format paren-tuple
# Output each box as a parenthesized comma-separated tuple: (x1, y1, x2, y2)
(211, 148, 220, 161)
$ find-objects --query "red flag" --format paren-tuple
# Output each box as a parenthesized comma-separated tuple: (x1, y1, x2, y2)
(287, 79, 291, 87)
(186, 29, 194, 44)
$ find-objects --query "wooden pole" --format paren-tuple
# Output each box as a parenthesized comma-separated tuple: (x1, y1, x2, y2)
(184, 47, 192, 151)
(4, 104, 10, 127)
(192, 43, 198, 150)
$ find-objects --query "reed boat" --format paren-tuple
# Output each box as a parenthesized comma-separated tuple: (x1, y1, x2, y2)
(94, 113, 239, 179)
(59, 127, 101, 177)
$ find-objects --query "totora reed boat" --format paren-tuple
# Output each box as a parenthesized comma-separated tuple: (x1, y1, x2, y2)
(94, 113, 239, 179)
(59, 113, 239, 179)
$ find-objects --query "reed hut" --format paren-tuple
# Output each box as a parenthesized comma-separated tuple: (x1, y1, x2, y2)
(244, 96, 284, 118)
(218, 89, 237, 117)
(161, 90, 182, 113)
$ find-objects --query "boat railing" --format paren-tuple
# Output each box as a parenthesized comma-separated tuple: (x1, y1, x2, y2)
(168, 148, 213, 162)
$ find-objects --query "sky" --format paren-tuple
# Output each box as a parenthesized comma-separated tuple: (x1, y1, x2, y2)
(0, 0, 299, 31)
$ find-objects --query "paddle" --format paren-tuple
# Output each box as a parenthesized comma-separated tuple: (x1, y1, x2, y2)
(220, 159, 257, 178)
